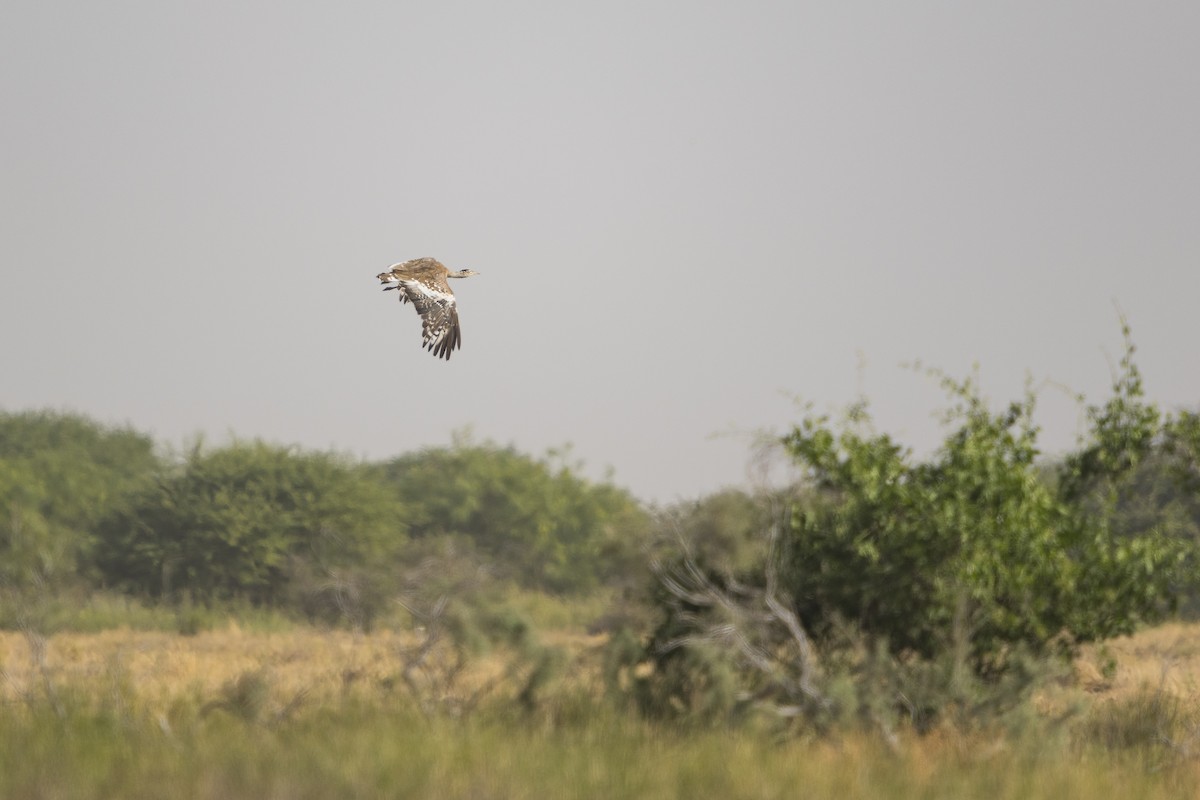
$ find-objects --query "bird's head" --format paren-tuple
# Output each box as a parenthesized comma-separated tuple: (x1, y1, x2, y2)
(449, 268, 480, 279)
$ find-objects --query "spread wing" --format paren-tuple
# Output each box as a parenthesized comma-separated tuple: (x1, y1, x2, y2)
(396, 279, 462, 360)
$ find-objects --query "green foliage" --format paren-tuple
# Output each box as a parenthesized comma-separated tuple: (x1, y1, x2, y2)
(632, 323, 1195, 732)
(780, 341, 1188, 677)
(94, 441, 405, 605)
(1054, 322, 1200, 612)
(499, 586, 618, 631)
(0, 410, 158, 589)
(0, 460, 58, 587)
(1059, 321, 1162, 505)
(1163, 410, 1200, 492)
(1079, 449, 1200, 617)
(380, 436, 649, 593)
(658, 489, 770, 577)
(0, 408, 651, 627)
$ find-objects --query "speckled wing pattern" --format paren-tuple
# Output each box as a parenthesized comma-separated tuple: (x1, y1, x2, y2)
(396, 278, 461, 360)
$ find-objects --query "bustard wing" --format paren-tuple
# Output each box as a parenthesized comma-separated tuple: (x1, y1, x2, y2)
(396, 278, 462, 360)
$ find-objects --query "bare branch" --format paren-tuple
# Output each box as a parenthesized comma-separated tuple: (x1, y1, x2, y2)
(652, 509, 830, 714)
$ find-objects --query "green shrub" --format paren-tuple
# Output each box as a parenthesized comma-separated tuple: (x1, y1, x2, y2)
(0, 410, 158, 589)
(94, 440, 406, 606)
(632, 323, 1195, 733)
(379, 436, 650, 594)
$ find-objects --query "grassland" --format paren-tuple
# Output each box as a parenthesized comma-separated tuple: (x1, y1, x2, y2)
(3, 622, 1200, 799)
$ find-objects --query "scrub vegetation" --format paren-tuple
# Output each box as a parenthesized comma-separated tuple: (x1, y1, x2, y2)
(3, 321, 1200, 798)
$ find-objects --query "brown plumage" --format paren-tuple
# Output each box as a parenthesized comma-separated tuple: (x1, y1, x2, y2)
(376, 257, 480, 360)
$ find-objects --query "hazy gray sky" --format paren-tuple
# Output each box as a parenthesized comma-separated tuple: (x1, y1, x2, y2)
(2, 2, 1198, 503)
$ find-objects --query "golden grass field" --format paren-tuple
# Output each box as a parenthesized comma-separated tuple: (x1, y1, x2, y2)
(3, 621, 1200, 799)
(2, 621, 1196, 713)
(0, 624, 606, 719)
(2, 626, 425, 710)
(1072, 622, 1200, 698)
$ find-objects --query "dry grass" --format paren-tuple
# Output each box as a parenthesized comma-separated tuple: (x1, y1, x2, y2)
(0, 624, 605, 716)
(2, 626, 395, 709)
(3, 621, 1200, 798)
(1073, 622, 1200, 698)
(4, 620, 1200, 713)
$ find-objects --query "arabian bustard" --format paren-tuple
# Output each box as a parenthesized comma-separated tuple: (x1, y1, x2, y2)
(376, 257, 479, 360)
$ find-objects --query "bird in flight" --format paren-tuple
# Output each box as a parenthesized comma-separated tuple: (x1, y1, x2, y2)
(376, 257, 480, 360)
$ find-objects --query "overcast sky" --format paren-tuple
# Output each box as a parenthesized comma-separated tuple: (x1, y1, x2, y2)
(2, 2, 1197, 503)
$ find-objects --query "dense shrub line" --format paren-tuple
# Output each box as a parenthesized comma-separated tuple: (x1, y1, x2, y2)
(3, 322, 1199, 741)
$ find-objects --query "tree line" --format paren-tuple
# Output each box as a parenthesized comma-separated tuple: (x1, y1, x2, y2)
(3, 323, 1199, 732)
(0, 418, 651, 622)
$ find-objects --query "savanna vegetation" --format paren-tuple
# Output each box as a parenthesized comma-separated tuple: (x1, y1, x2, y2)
(3, 321, 1200, 798)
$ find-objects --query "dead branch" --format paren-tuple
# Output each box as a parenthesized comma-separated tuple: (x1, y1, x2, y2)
(651, 510, 829, 714)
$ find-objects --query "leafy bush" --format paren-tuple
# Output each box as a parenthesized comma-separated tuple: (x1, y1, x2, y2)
(632, 325, 1195, 732)
(790, 333, 1189, 665)
(94, 441, 406, 605)
(0, 410, 158, 589)
(781, 380, 1183, 676)
(379, 437, 649, 593)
